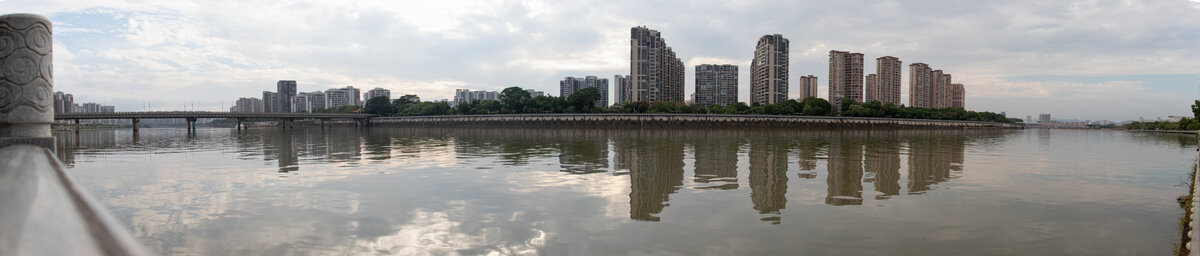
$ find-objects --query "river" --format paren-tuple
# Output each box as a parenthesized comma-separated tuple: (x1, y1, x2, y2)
(53, 127, 1196, 255)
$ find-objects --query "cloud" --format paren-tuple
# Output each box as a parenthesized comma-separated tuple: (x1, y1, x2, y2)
(0, 0, 1196, 120)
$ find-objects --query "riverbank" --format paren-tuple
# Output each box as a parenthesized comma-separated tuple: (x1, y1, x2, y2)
(372, 114, 1024, 129)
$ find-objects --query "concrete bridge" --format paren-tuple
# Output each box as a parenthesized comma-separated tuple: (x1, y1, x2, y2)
(373, 113, 1025, 129)
(54, 111, 373, 133)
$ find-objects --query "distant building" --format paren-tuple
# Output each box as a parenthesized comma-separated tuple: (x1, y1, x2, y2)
(277, 80, 297, 112)
(694, 64, 738, 106)
(365, 87, 391, 101)
(526, 89, 545, 98)
(1039, 114, 1051, 123)
(908, 63, 931, 108)
(828, 50, 864, 107)
(560, 76, 609, 107)
(53, 91, 74, 113)
(874, 56, 902, 105)
(100, 106, 115, 113)
(262, 91, 279, 113)
(933, 71, 952, 108)
(305, 91, 326, 111)
(950, 83, 965, 108)
(233, 97, 264, 112)
(453, 89, 500, 106)
(751, 34, 788, 105)
(614, 75, 631, 104)
(864, 74, 878, 103)
(325, 86, 360, 109)
(630, 26, 685, 103)
(1026, 115, 1032, 123)
(798, 75, 818, 99)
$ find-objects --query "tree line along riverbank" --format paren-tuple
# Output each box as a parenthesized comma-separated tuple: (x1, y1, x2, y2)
(337, 86, 1015, 123)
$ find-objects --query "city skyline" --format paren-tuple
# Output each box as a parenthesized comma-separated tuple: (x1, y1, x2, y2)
(5, 0, 1200, 121)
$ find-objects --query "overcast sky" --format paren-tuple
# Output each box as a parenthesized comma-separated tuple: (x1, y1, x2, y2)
(3, 0, 1199, 121)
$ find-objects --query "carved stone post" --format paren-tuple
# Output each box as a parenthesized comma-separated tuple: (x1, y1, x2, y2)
(0, 14, 54, 151)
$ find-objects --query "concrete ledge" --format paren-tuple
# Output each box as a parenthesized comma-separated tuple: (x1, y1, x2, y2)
(0, 137, 55, 153)
(371, 114, 1024, 129)
(0, 145, 148, 255)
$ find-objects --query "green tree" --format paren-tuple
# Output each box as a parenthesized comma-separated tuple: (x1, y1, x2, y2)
(363, 96, 394, 115)
(501, 87, 532, 113)
(567, 87, 602, 112)
(1192, 100, 1200, 120)
(801, 97, 832, 116)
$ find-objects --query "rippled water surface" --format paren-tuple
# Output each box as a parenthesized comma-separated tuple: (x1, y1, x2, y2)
(55, 127, 1197, 255)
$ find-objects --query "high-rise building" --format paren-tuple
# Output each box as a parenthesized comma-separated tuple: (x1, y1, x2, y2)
(324, 86, 360, 109)
(1039, 114, 1051, 123)
(950, 83, 965, 108)
(828, 50, 864, 108)
(908, 63, 932, 108)
(233, 97, 264, 112)
(306, 91, 326, 111)
(560, 76, 609, 107)
(262, 91, 279, 112)
(936, 72, 953, 108)
(452, 89, 500, 106)
(630, 26, 685, 103)
(694, 64, 738, 106)
(751, 34, 788, 105)
(875, 56, 902, 105)
(864, 74, 879, 103)
(277, 80, 297, 112)
(798, 75, 818, 99)
(53, 91, 73, 113)
(526, 89, 545, 98)
(294, 93, 310, 113)
(366, 87, 391, 101)
(614, 75, 631, 104)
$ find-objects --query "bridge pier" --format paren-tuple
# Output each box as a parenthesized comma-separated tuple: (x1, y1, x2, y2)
(186, 117, 197, 133)
(235, 118, 244, 131)
(132, 118, 139, 134)
(73, 119, 80, 134)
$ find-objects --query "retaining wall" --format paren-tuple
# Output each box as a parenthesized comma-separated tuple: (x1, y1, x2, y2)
(371, 114, 1024, 129)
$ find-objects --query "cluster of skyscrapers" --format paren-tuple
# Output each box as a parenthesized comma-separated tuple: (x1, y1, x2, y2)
(620, 27, 966, 110)
(560, 76, 609, 107)
(53, 91, 114, 113)
(231, 80, 388, 113)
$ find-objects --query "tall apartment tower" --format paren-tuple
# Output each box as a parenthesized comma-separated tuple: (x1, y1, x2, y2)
(828, 50, 864, 107)
(262, 91, 279, 113)
(798, 75, 818, 99)
(875, 56, 902, 105)
(630, 26, 685, 103)
(614, 75, 631, 104)
(694, 64, 739, 106)
(949, 83, 965, 108)
(366, 87, 391, 101)
(751, 34, 789, 105)
(936, 73, 953, 108)
(560, 76, 610, 107)
(864, 74, 879, 102)
(908, 63, 932, 108)
(277, 80, 297, 112)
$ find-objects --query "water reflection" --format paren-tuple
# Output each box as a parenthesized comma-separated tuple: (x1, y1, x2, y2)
(55, 127, 1195, 255)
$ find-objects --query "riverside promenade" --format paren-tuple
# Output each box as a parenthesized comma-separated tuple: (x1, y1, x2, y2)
(372, 113, 1024, 129)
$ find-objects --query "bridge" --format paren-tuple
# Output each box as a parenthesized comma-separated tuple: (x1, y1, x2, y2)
(54, 111, 374, 133)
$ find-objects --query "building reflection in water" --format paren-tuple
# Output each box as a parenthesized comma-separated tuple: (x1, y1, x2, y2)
(614, 129, 685, 222)
(826, 132, 865, 206)
(691, 130, 740, 190)
(56, 126, 991, 225)
(748, 131, 789, 224)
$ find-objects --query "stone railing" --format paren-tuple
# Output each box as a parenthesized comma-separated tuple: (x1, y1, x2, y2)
(0, 14, 149, 256)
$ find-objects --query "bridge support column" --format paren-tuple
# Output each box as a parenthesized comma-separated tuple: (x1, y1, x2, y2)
(132, 118, 139, 134)
(186, 117, 196, 133)
(236, 118, 244, 131)
(74, 119, 80, 134)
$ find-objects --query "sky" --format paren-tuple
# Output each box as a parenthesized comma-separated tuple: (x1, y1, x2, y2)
(2, 0, 1199, 121)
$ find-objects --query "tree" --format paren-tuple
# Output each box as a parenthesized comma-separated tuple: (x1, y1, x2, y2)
(501, 87, 532, 112)
(567, 87, 602, 112)
(801, 97, 832, 116)
(363, 96, 394, 115)
(1192, 100, 1200, 120)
